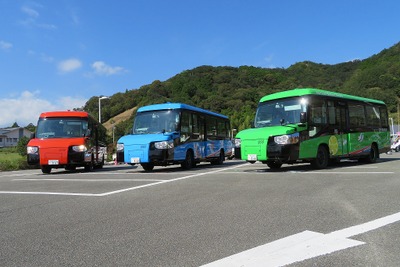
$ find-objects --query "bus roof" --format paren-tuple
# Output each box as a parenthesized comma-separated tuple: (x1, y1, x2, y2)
(39, 110, 89, 118)
(260, 88, 386, 105)
(137, 103, 229, 119)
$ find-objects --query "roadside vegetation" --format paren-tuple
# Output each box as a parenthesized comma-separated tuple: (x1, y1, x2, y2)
(0, 137, 36, 171)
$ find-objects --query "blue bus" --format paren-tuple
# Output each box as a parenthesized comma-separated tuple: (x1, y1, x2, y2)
(116, 103, 233, 171)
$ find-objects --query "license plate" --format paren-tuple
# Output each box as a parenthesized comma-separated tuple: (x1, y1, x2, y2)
(48, 160, 59, 165)
(131, 157, 140, 164)
(247, 154, 257, 161)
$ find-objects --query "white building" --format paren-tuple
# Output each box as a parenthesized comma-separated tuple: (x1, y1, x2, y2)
(0, 127, 33, 148)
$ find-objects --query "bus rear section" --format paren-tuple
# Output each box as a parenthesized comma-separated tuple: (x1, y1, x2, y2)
(116, 103, 233, 171)
(27, 111, 107, 174)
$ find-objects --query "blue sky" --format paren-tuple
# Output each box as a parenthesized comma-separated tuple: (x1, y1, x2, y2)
(1, 0, 400, 127)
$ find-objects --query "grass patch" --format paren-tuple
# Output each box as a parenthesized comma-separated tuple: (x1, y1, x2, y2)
(0, 148, 35, 171)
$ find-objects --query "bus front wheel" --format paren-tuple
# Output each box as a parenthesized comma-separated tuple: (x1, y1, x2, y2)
(41, 165, 52, 174)
(141, 163, 154, 171)
(311, 145, 329, 169)
(181, 150, 194, 170)
(266, 161, 282, 170)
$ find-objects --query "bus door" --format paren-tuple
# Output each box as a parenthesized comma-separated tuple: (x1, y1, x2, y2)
(204, 116, 218, 158)
(331, 101, 349, 156)
(193, 113, 206, 159)
(196, 114, 207, 159)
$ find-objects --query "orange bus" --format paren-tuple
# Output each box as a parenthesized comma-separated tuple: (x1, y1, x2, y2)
(27, 111, 107, 174)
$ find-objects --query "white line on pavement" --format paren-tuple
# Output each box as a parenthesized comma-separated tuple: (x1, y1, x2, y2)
(97, 163, 247, 196)
(0, 163, 247, 196)
(0, 191, 98, 196)
(299, 171, 394, 174)
(13, 178, 166, 182)
(201, 211, 400, 267)
(221, 171, 394, 175)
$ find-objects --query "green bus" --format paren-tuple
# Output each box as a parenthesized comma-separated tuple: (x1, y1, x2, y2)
(234, 88, 391, 169)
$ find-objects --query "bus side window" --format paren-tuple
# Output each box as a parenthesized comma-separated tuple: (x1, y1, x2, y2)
(180, 111, 191, 143)
(365, 105, 381, 129)
(327, 101, 336, 125)
(206, 117, 217, 140)
(379, 107, 389, 128)
(217, 119, 227, 140)
(309, 98, 327, 137)
(348, 103, 366, 131)
(191, 113, 201, 141)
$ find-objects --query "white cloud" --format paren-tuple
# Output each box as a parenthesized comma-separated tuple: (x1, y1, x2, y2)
(91, 61, 125, 76)
(58, 58, 82, 73)
(0, 91, 87, 128)
(19, 4, 57, 29)
(28, 50, 54, 63)
(58, 96, 86, 110)
(0, 40, 13, 50)
(21, 5, 39, 18)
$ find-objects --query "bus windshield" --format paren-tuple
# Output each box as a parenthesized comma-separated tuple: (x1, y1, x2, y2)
(255, 98, 306, 127)
(133, 110, 180, 134)
(36, 118, 88, 138)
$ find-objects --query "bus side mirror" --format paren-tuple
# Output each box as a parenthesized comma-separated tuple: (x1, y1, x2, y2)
(85, 129, 91, 137)
(300, 112, 307, 123)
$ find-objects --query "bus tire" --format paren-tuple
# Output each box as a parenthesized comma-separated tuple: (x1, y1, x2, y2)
(311, 145, 329, 169)
(267, 161, 282, 170)
(84, 156, 94, 172)
(141, 163, 154, 171)
(211, 149, 224, 165)
(181, 150, 194, 170)
(41, 165, 52, 174)
(84, 163, 93, 172)
(95, 156, 104, 169)
(363, 143, 379, 163)
(65, 165, 76, 171)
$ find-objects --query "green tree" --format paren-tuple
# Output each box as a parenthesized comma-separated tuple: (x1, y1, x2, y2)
(16, 136, 30, 156)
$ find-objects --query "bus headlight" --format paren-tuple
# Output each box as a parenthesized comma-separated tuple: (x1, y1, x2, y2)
(27, 146, 39, 154)
(154, 141, 174, 149)
(274, 133, 299, 145)
(234, 138, 241, 148)
(72, 145, 87, 152)
(117, 143, 124, 152)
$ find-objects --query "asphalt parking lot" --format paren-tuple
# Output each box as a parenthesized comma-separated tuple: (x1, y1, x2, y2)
(1, 153, 400, 266)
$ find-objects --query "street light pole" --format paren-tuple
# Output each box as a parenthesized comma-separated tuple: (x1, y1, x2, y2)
(98, 96, 109, 123)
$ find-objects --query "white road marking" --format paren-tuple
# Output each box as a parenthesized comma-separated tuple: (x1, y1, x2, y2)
(0, 191, 99, 196)
(344, 166, 378, 169)
(0, 172, 37, 177)
(13, 178, 166, 182)
(97, 163, 246, 196)
(0, 163, 246, 196)
(304, 171, 393, 174)
(222, 171, 394, 175)
(202, 211, 400, 267)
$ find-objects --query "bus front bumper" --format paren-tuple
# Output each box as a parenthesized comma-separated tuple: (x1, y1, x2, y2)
(267, 143, 299, 162)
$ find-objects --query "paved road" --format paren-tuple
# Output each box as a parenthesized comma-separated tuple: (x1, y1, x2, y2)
(1, 153, 400, 266)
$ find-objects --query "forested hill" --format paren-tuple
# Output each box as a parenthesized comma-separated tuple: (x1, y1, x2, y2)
(83, 42, 400, 140)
